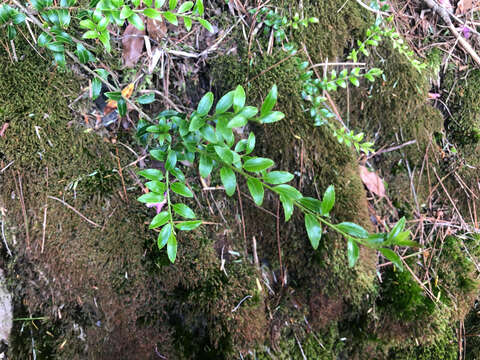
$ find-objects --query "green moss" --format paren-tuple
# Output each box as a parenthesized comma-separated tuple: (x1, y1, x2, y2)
(444, 69, 480, 144)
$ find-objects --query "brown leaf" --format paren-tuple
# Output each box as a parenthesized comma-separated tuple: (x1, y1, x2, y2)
(359, 165, 386, 198)
(146, 17, 167, 43)
(456, 0, 474, 14)
(122, 24, 145, 68)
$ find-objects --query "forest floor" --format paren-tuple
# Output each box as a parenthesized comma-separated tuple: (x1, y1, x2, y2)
(2, 0, 480, 359)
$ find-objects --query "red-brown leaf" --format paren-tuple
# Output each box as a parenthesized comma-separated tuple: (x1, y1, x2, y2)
(359, 165, 386, 198)
(122, 24, 146, 68)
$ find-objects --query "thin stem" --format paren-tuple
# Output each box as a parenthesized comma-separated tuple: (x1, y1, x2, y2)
(165, 170, 175, 234)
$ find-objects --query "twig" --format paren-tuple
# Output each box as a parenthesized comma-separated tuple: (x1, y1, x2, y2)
(424, 0, 480, 66)
(0, 161, 14, 173)
(309, 62, 366, 68)
(294, 332, 307, 360)
(0, 209, 13, 257)
(47, 196, 101, 228)
(252, 236, 260, 269)
(237, 184, 248, 258)
(115, 147, 128, 203)
(231, 295, 252, 312)
(15, 172, 30, 248)
(367, 139, 416, 159)
(354, 0, 390, 16)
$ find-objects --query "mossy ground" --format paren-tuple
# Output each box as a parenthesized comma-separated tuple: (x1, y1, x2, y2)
(2, 0, 480, 358)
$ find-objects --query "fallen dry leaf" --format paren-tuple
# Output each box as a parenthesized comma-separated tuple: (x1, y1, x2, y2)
(359, 165, 386, 198)
(146, 17, 167, 43)
(456, 0, 474, 14)
(122, 24, 145, 68)
(104, 83, 135, 115)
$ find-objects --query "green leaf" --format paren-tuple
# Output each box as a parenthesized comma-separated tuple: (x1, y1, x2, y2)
(298, 197, 322, 213)
(389, 231, 417, 247)
(165, 150, 177, 170)
(117, 98, 127, 116)
(199, 124, 217, 143)
(215, 90, 234, 114)
(80, 19, 96, 30)
(184, 16, 192, 31)
(7, 25, 16, 41)
(169, 0, 178, 10)
(193, 0, 204, 15)
(175, 220, 202, 231)
(199, 154, 213, 178)
(138, 192, 165, 203)
(220, 167, 236, 196)
(189, 114, 205, 132)
(214, 146, 233, 164)
(38, 32, 52, 47)
(149, 149, 165, 161)
(387, 217, 406, 242)
(379, 248, 403, 271)
(261, 84, 277, 116)
(243, 158, 274, 172)
(238, 106, 258, 119)
(82, 30, 98, 39)
(91, 77, 102, 100)
(227, 114, 247, 128)
(280, 195, 294, 222)
(247, 178, 264, 206)
(272, 184, 302, 200)
(305, 214, 322, 250)
(167, 233, 177, 262)
(143, 8, 162, 19)
(46, 41, 64, 52)
(98, 30, 111, 52)
(12, 12, 26, 25)
(120, 5, 134, 19)
(149, 211, 170, 229)
(336, 222, 369, 239)
(170, 167, 185, 182)
(347, 239, 359, 267)
(128, 13, 145, 30)
(163, 11, 178, 25)
(198, 18, 213, 32)
(178, 1, 193, 13)
(245, 132, 255, 154)
(139, 169, 164, 181)
(263, 171, 293, 184)
(320, 185, 335, 216)
(259, 111, 285, 124)
(75, 43, 93, 64)
(145, 180, 166, 193)
(97, 16, 110, 31)
(233, 85, 246, 113)
(171, 182, 193, 197)
(173, 203, 196, 219)
(155, 0, 166, 7)
(0, 5, 11, 25)
(137, 93, 155, 104)
(158, 223, 172, 249)
(197, 92, 214, 116)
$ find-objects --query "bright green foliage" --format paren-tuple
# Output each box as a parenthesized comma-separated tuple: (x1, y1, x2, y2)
(137, 85, 413, 264)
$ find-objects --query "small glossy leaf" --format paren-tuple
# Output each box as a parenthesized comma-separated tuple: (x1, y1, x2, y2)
(233, 85, 246, 113)
(280, 195, 294, 222)
(261, 84, 277, 116)
(298, 197, 322, 213)
(158, 223, 172, 249)
(171, 182, 193, 197)
(245, 132, 255, 154)
(247, 178, 264, 206)
(170, 167, 185, 182)
(163, 11, 178, 25)
(387, 217, 406, 242)
(227, 114, 247, 128)
(184, 16, 192, 31)
(263, 171, 293, 184)
(169, 0, 178, 10)
(259, 111, 285, 124)
(200, 124, 217, 143)
(199, 155, 213, 178)
(175, 220, 202, 231)
(149, 211, 170, 229)
(178, 1, 194, 13)
(220, 166, 236, 196)
(173, 203, 196, 219)
(80, 19, 96, 30)
(214, 146, 233, 164)
(137, 93, 155, 104)
(347, 239, 359, 267)
(138, 192, 165, 203)
(243, 158, 274, 172)
(91, 77, 102, 100)
(117, 98, 127, 116)
(273, 184, 302, 200)
(336, 222, 369, 239)
(165, 150, 177, 170)
(128, 13, 145, 30)
(197, 92, 214, 116)
(167, 233, 177, 263)
(120, 5, 134, 19)
(138, 169, 164, 181)
(320, 185, 335, 216)
(379, 248, 403, 271)
(215, 90, 234, 114)
(189, 114, 205, 132)
(145, 180, 166, 193)
(198, 18, 213, 32)
(305, 214, 322, 250)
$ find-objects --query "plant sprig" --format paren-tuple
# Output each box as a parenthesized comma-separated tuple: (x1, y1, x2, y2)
(137, 85, 415, 267)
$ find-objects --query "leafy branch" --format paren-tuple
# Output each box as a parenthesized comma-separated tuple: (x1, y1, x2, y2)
(137, 85, 415, 267)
